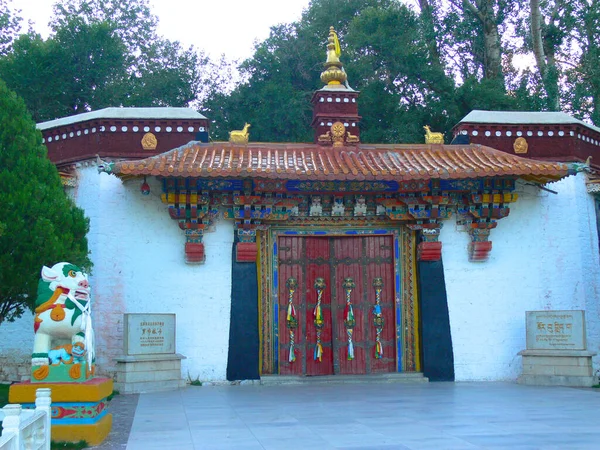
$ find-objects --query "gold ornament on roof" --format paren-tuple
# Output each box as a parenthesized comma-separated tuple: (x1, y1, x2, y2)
(320, 27, 348, 86)
(346, 131, 359, 144)
(318, 121, 359, 147)
(513, 137, 528, 154)
(423, 125, 444, 144)
(141, 132, 158, 150)
(229, 123, 251, 144)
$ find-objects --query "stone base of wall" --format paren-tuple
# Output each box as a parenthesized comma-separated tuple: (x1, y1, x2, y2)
(517, 349, 597, 387)
(113, 354, 186, 394)
(0, 354, 31, 382)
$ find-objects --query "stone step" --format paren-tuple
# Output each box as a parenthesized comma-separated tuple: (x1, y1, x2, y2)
(115, 379, 186, 394)
(260, 373, 428, 385)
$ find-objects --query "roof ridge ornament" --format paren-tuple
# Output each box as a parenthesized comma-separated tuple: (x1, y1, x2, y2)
(318, 121, 360, 147)
(229, 123, 251, 144)
(320, 27, 348, 87)
(424, 125, 444, 144)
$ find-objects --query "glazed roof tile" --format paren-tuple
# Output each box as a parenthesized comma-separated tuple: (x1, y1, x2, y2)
(113, 141, 569, 182)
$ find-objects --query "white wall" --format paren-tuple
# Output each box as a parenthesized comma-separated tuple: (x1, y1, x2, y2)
(2, 168, 598, 383)
(442, 174, 600, 381)
(73, 166, 234, 381)
(0, 314, 33, 381)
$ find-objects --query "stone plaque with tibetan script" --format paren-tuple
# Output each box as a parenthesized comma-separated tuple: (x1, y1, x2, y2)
(124, 313, 176, 355)
(525, 310, 586, 350)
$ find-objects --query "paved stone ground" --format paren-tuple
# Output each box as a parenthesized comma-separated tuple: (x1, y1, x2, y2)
(92, 382, 600, 450)
(89, 393, 139, 450)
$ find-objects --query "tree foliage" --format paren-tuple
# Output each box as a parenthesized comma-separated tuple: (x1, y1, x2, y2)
(204, 0, 600, 142)
(1, 0, 599, 139)
(0, 80, 91, 325)
(0, 0, 22, 56)
(0, 0, 207, 121)
(0, 20, 128, 121)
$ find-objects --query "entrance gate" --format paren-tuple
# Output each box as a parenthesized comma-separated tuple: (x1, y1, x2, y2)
(278, 236, 396, 375)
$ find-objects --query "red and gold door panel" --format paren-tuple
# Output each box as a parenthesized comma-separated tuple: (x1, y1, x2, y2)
(278, 235, 395, 375)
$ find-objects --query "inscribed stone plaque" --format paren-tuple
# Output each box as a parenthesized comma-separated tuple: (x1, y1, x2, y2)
(124, 313, 176, 355)
(525, 310, 586, 350)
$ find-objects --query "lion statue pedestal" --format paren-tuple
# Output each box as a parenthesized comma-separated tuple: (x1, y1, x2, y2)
(9, 262, 113, 446)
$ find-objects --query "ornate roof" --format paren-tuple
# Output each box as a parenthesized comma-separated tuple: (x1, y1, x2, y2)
(112, 141, 569, 183)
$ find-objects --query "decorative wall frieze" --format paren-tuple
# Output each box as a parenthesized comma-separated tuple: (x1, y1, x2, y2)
(160, 176, 519, 263)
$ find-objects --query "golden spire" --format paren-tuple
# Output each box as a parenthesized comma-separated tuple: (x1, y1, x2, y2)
(320, 26, 347, 86)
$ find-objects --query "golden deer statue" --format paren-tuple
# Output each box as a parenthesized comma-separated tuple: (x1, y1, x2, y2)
(423, 125, 444, 144)
(229, 123, 251, 144)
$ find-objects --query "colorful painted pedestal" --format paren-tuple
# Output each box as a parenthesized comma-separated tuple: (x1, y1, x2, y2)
(9, 377, 113, 446)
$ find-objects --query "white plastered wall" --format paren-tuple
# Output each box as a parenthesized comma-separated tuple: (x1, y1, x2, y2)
(442, 173, 600, 380)
(76, 167, 234, 381)
(2, 170, 598, 383)
(4, 165, 232, 383)
(0, 166, 234, 382)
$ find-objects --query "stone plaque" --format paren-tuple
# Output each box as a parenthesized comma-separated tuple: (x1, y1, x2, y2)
(526, 310, 586, 350)
(124, 313, 176, 355)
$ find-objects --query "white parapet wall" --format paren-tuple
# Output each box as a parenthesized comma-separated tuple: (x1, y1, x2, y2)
(442, 174, 600, 381)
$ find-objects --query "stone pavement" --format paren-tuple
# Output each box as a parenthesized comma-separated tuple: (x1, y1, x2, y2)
(91, 382, 600, 450)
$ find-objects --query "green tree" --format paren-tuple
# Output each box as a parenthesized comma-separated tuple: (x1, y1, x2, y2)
(51, 0, 206, 108)
(0, 0, 22, 56)
(528, 0, 563, 110)
(0, 32, 62, 121)
(0, 19, 128, 122)
(563, 0, 600, 125)
(346, 3, 458, 142)
(0, 0, 208, 121)
(204, 0, 422, 143)
(0, 80, 91, 325)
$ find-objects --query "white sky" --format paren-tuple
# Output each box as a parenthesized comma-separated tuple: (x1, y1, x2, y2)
(13, 0, 312, 61)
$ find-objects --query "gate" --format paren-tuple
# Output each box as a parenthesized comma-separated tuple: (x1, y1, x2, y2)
(278, 236, 396, 375)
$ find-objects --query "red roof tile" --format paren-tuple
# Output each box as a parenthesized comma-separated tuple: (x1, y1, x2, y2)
(113, 142, 569, 182)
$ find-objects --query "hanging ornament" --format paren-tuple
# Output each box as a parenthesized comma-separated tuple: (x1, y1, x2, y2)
(286, 277, 298, 363)
(342, 277, 356, 360)
(313, 277, 326, 362)
(372, 278, 385, 359)
(140, 176, 150, 195)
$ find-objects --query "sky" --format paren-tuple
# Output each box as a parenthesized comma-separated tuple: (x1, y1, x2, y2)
(12, 0, 312, 61)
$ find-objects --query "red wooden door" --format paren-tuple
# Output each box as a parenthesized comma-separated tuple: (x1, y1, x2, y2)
(278, 237, 334, 376)
(278, 235, 395, 375)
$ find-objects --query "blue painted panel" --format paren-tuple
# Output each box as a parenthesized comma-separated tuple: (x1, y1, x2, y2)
(195, 179, 245, 191)
(396, 306, 402, 372)
(439, 179, 484, 191)
(286, 180, 399, 192)
(274, 303, 279, 372)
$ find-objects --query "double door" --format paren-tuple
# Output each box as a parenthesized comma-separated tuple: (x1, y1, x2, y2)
(278, 236, 396, 375)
